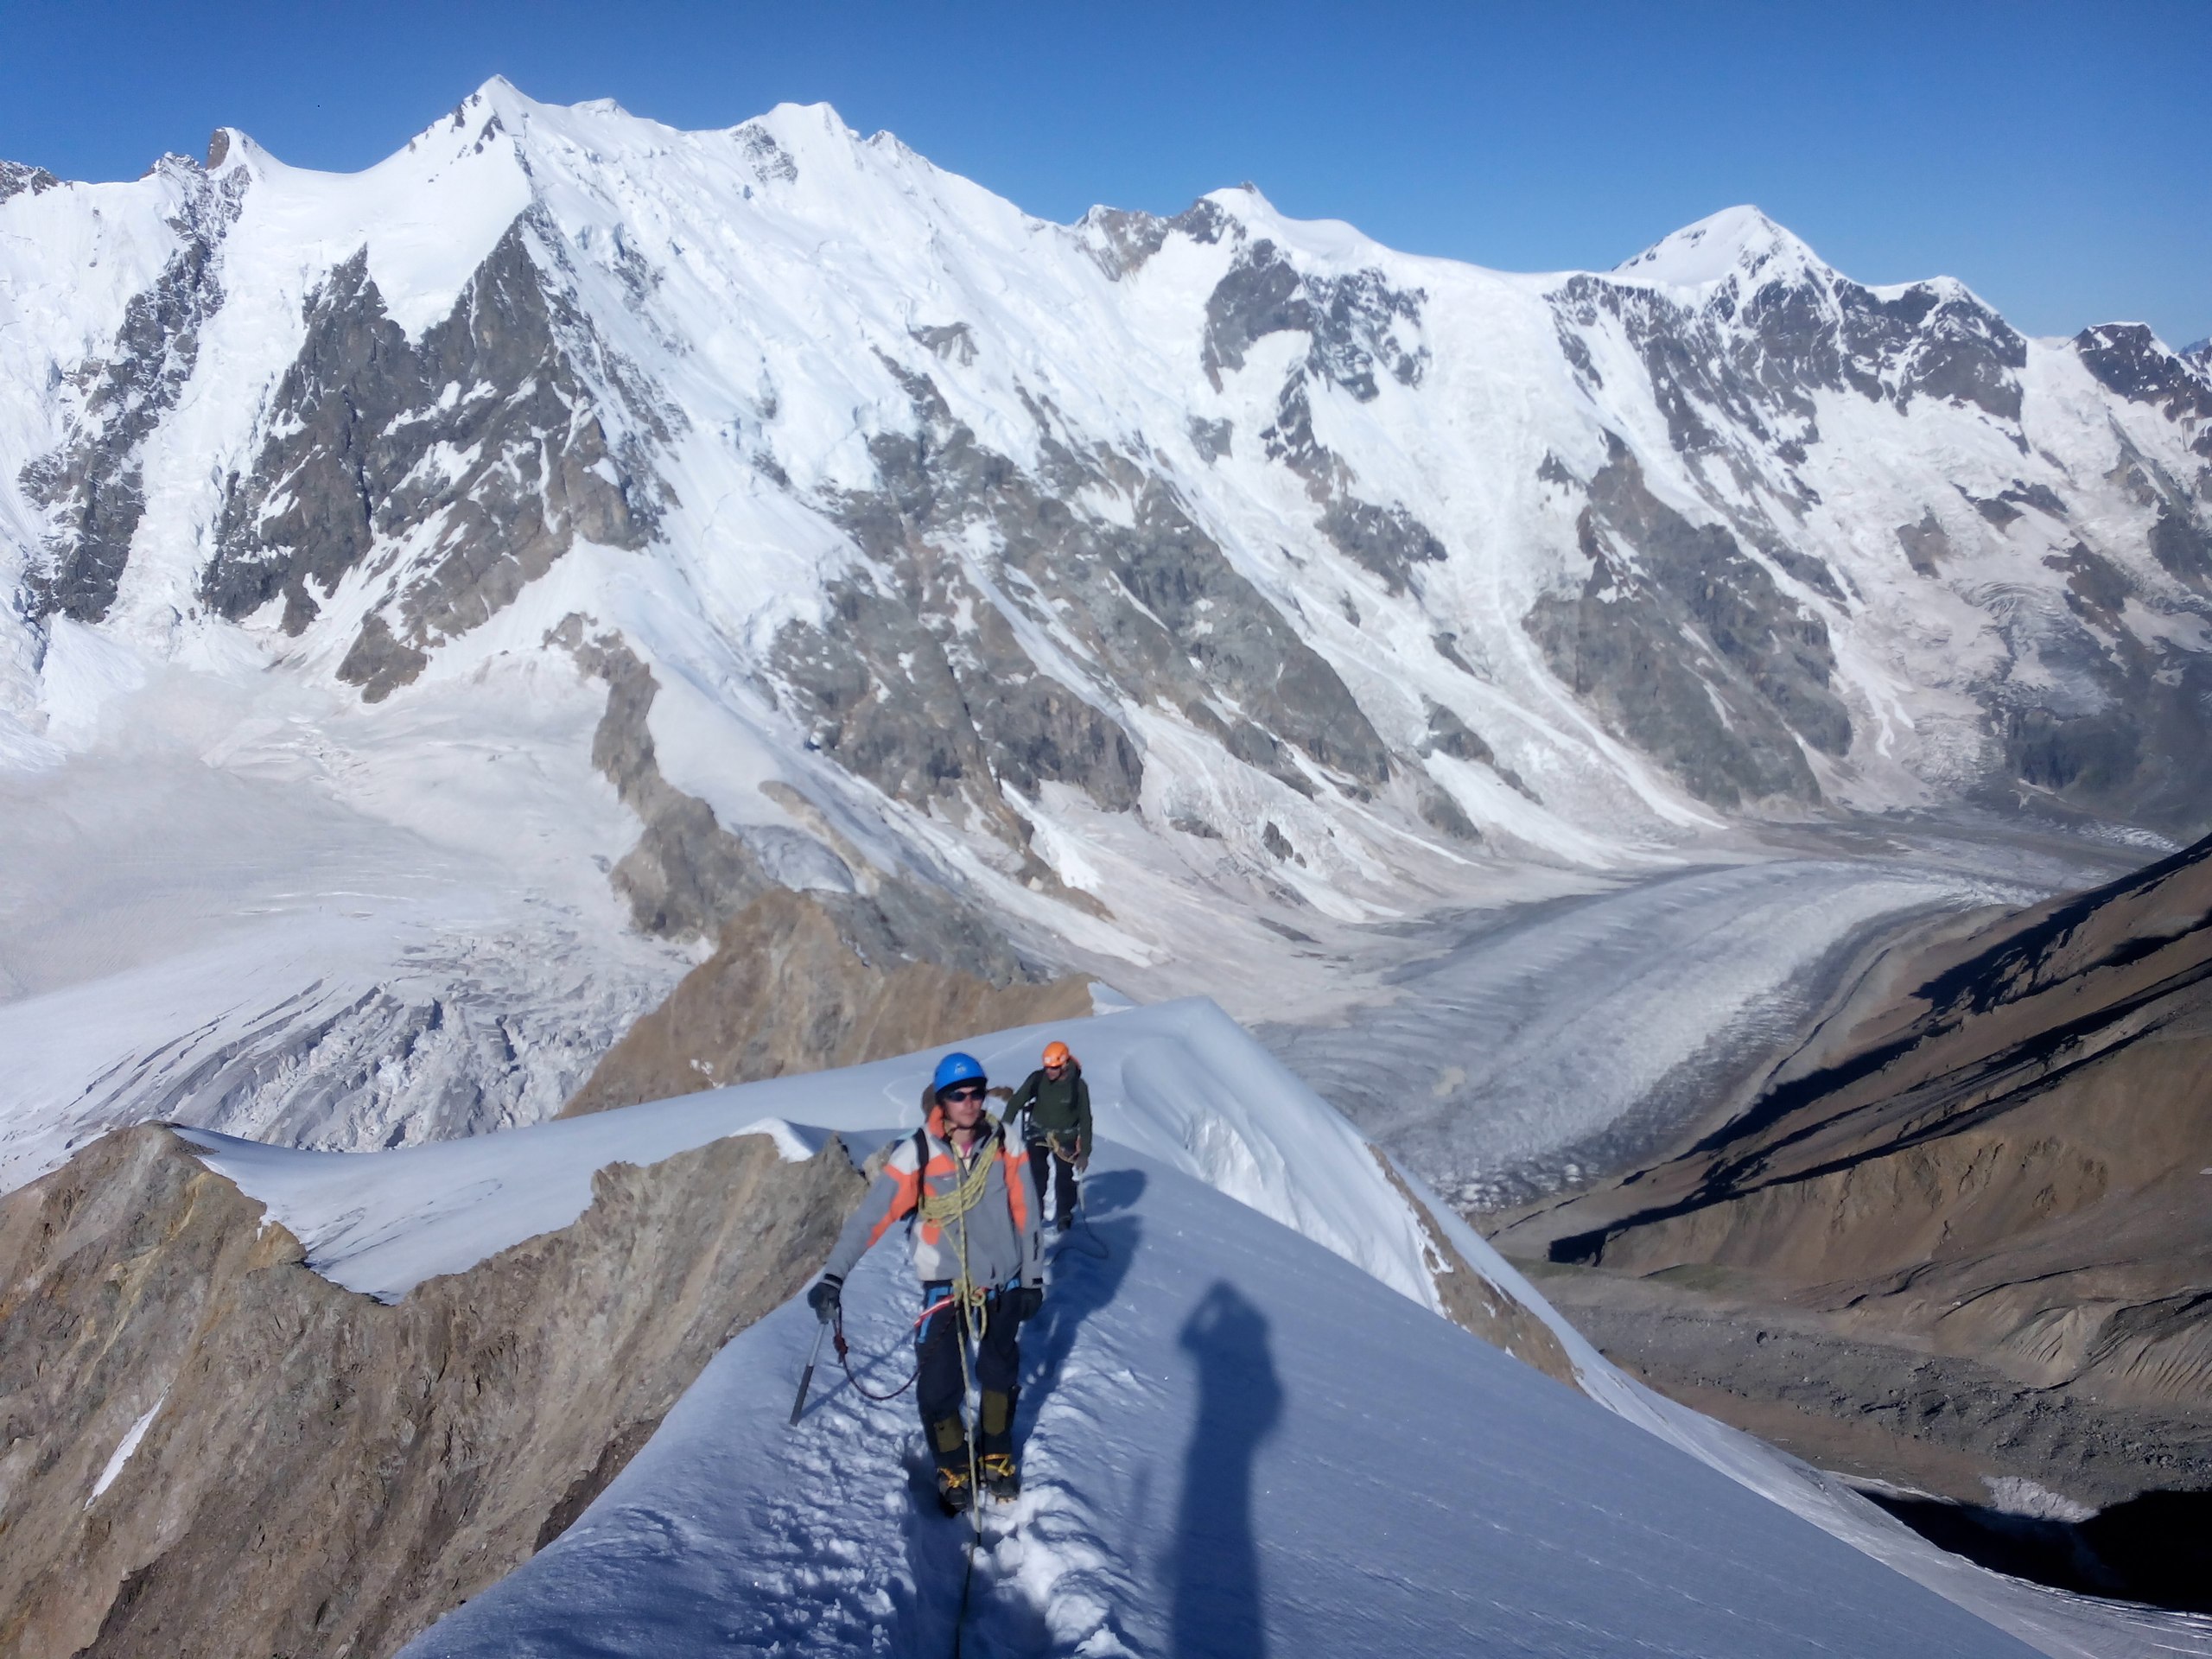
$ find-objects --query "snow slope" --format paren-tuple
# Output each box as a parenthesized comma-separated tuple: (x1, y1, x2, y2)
(188, 1001, 2212, 1658)
(408, 1150, 2037, 1659)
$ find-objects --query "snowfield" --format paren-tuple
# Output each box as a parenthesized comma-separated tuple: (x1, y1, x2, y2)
(191, 1001, 2212, 1658)
(0, 651, 686, 1192)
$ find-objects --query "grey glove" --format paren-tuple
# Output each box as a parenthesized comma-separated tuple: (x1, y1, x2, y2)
(1005, 1285, 1044, 1323)
(807, 1275, 842, 1323)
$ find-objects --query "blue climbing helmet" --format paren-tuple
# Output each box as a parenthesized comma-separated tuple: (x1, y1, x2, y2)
(931, 1051, 987, 1098)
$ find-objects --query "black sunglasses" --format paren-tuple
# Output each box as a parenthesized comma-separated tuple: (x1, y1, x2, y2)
(940, 1082, 988, 1101)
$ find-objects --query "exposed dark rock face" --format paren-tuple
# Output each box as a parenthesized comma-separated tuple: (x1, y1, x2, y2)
(1194, 241, 1447, 598)
(1416, 783, 1481, 841)
(550, 608, 1055, 1133)
(1531, 244, 2212, 831)
(1186, 416, 1233, 461)
(1202, 238, 1427, 399)
(1984, 530, 2212, 832)
(2074, 323, 2212, 424)
(1525, 437, 1848, 807)
(556, 618, 773, 943)
(206, 217, 663, 689)
(1421, 697, 1535, 800)
(19, 162, 239, 623)
(774, 361, 1390, 857)
(1078, 198, 1230, 281)
(0, 1122, 865, 1659)
(1554, 263, 2027, 448)
(2151, 504, 2212, 587)
(908, 321, 976, 365)
(1896, 510, 1953, 575)
(1261, 378, 1446, 597)
(336, 611, 431, 702)
(551, 616, 1041, 988)
(0, 158, 60, 200)
(734, 122, 798, 184)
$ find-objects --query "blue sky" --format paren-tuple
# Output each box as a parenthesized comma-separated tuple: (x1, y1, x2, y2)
(4, 1, 2204, 345)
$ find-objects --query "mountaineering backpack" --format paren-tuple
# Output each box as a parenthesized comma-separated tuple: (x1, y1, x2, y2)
(1020, 1056, 1081, 1144)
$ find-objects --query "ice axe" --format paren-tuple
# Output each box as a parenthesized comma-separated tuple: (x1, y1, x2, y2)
(789, 1320, 828, 1427)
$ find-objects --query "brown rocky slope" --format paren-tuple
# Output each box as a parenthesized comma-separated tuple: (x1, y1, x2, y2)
(1491, 831, 2212, 1499)
(0, 1124, 863, 1659)
(561, 887, 1096, 1116)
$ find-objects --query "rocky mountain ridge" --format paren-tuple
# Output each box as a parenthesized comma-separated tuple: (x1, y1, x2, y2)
(0, 1123, 861, 1658)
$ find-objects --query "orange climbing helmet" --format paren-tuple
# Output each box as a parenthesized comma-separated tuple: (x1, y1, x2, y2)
(1042, 1041, 1071, 1069)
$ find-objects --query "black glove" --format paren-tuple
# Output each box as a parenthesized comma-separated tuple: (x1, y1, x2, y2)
(1005, 1285, 1043, 1323)
(807, 1275, 842, 1323)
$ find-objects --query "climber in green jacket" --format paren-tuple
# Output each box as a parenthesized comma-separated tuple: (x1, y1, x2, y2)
(1008, 1039, 1091, 1232)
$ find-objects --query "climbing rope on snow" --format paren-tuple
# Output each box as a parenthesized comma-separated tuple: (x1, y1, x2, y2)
(831, 1307, 920, 1402)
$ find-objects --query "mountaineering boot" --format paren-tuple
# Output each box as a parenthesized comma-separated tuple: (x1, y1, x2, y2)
(976, 1387, 1020, 1497)
(928, 1413, 972, 1515)
(936, 1465, 975, 1516)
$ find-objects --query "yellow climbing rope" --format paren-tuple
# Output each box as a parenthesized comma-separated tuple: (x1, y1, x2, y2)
(917, 1115, 998, 1229)
(920, 1112, 1000, 1338)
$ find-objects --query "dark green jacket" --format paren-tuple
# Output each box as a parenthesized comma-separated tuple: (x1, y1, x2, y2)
(1011, 1065, 1092, 1160)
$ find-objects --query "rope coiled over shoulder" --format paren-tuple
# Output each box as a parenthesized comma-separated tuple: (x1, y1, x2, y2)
(916, 1116, 1000, 1229)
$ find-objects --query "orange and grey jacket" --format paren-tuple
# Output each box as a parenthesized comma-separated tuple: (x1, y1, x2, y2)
(821, 1109, 1045, 1291)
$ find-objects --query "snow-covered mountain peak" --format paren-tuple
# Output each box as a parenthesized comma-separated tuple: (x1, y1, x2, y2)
(1613, 203, 1821, 289)
(0, 157, 62, 200)
(3, 85, 2210, 1154)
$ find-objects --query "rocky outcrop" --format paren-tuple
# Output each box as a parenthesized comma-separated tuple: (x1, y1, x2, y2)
(0, 159, 61, 202)
(562, 887, 1095, 1115)
(777, 359, 1393, 870)
(0, 1123, 862, 1659)
(550, 620, 1087, 1116)
(20, 160, 240, 623)
(208, 217, 663, 688)
(1526, 436, 1850, 807)
(1368, 1148, 1580, 1390)
(555, 614, 1049, 977)
(1507, 834, 2212, 1420)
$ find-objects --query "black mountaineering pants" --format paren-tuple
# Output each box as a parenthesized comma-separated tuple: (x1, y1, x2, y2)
(916, 1282, 1022, 1469)
(1028, 1139, 1079, 1229)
